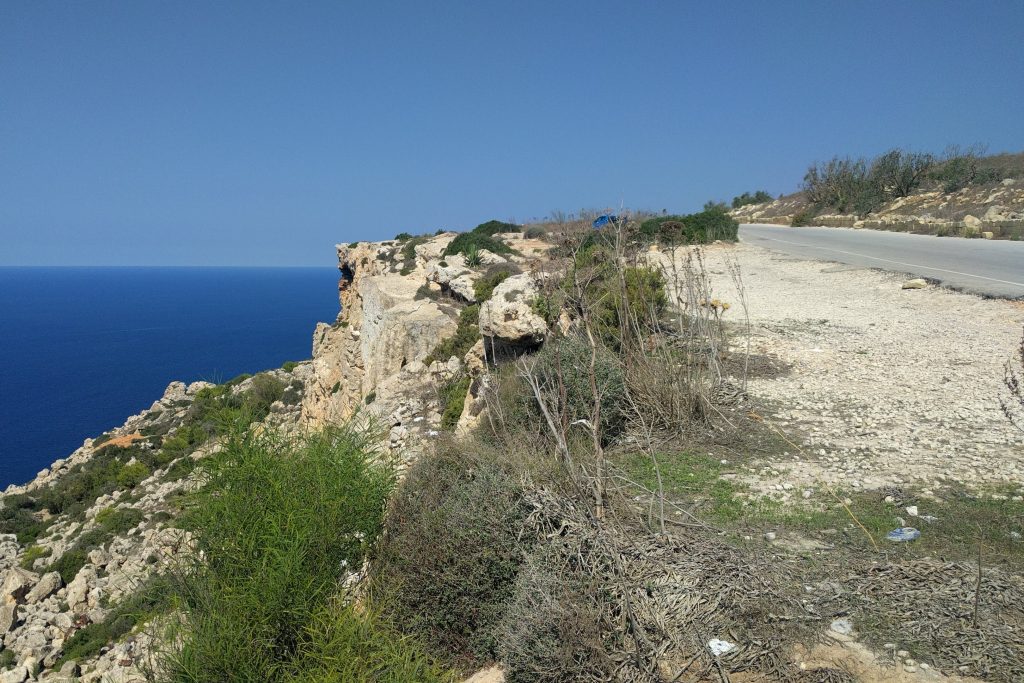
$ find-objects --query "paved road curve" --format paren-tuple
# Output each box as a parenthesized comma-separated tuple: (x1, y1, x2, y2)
(739, 224, 1024, 299)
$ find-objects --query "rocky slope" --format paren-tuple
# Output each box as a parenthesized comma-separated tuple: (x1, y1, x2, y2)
(732, 178, 1024, 238)
(0, 230, 555, 682)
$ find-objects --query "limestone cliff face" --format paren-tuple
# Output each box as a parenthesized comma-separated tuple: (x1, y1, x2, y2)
(301, 237, 459, 429)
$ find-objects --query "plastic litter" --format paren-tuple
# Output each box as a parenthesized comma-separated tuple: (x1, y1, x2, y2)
(707, 638, 737, 656)
(886, 527, 921, 542)
(830, 618, 854, 635)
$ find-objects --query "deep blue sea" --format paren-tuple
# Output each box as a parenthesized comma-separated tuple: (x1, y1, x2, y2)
(0, 267, 339, 488)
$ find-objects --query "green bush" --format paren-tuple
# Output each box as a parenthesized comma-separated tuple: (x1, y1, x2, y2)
(49, 549, 89, 584)
(394, 232, 413, 241)
(637, 207, 738, 244)
(95, 507, 145, 535)
(471, 220, 520, 236)
(373, 443, 530, 664)
(424, 305, 480, 366)
(443, 232, 514, 259)
(591, 266, 667, 347)
(290, 600, 451, 683)
(281, 361, 300, 373)
(164, 426, 397, 683)
(116, 461, 151, 490)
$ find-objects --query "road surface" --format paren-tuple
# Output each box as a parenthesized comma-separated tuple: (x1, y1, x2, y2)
(739, 224, 1024, 299)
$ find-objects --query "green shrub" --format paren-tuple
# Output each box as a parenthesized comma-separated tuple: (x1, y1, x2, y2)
(439, 376, 471, 430)
(464, 245, 483, 267)
(0, 650, 14, 669)
(19, 544, 51, 570)
(394, 232, 413, 241)
(365, 391, 376, 405)
(0, 496, 50, 545)
(473, 267, 512, 302)
(591, 266, 667, 347)
(637, 207, 738, 244)
(424, 305, 480, 366)
(281, 361, 299, 373)
(164, 426, 396, 683)
(115, 461, 151, 490)
(373, 443, 531, 664)
(49, 549, 88, 584)
(95, 507, 145, 535)
(471, 220, 520, 236)
(443, 232, 514, 259)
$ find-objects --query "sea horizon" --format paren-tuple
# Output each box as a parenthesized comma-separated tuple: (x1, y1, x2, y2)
(0, 265, 340, 488)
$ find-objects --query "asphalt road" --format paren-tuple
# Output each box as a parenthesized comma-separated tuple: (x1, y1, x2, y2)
(739, 224, 1024, 299)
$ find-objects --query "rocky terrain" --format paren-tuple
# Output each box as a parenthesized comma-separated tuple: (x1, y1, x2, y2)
(0, 230, 557, 682)
(667, 243, 1024, 498)
(732, 178, 1024, 239)
(2, 226, 1022, 682)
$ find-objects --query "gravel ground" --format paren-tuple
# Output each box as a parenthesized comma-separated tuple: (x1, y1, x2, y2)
(696, 243, 1024, 496)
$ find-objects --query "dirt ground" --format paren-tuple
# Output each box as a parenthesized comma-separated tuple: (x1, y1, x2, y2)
(681, 242, 1024, 499)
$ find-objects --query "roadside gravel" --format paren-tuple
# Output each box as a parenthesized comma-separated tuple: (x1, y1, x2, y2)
(695, 243, 1024, 496)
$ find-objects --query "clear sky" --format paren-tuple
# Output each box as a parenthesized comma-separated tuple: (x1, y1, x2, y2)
(2, 1, 1022, 266)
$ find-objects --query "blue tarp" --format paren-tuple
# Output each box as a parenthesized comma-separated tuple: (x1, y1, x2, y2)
(592, 214, 617, 228)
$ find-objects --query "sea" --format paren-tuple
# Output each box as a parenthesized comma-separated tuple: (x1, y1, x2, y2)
(0, 267, 340, 489)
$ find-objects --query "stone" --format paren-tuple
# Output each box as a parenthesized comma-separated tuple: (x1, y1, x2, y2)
(763, 532, 777, 542)
(0, 602, 17, 633)
(1, 568, 37, 605)
(0, 666, 28, 683)
(901, 278, 927, 290)
(963, 214, 982, 229)
(25, 572, 62, 604)
(478, 274, 548, 348)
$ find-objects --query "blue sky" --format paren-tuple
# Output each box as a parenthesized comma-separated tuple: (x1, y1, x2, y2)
(2, 1, 1022, 266)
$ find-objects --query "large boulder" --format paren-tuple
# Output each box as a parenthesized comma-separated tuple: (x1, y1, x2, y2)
(428, 263, 477, 302)
(479, 274, 548, 356)
(25, 572, 62, 604)
(1, 568, 37, 605)
(0, 602, 17, 633)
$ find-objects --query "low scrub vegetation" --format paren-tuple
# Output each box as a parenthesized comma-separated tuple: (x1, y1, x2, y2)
(636, 205, 739, 244)
(731, 190, 773, 208)
(443, 219, 519, 259)
(424, 304, 480, 366)
(800, 146, 1023, 219)
(162, 425, 446, 682)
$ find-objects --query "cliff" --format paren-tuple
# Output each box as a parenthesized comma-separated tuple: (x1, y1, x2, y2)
(0, 229, 555, 681)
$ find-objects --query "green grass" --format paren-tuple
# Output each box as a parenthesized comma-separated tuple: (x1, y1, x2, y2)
(622, 450, 1024, 566)
(439, 376, 471, 430)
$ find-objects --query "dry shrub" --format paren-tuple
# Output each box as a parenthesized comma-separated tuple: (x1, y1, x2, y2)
(498, 551, 611, 683)
(371, 441, 532, 665)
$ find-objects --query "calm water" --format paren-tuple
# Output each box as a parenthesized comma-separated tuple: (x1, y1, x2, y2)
(0, 267, 339, 488)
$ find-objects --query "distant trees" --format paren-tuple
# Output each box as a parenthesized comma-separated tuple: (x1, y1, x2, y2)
(803, 148, 941, 216)
(800, 145, 1012, 218)
(731, 190, 773, 208)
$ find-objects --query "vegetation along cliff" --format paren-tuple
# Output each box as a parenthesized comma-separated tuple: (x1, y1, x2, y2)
(3, 206, 1024, 682)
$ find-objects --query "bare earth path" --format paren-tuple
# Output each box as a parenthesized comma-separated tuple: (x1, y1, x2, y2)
(696, 242, 1024, 496)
